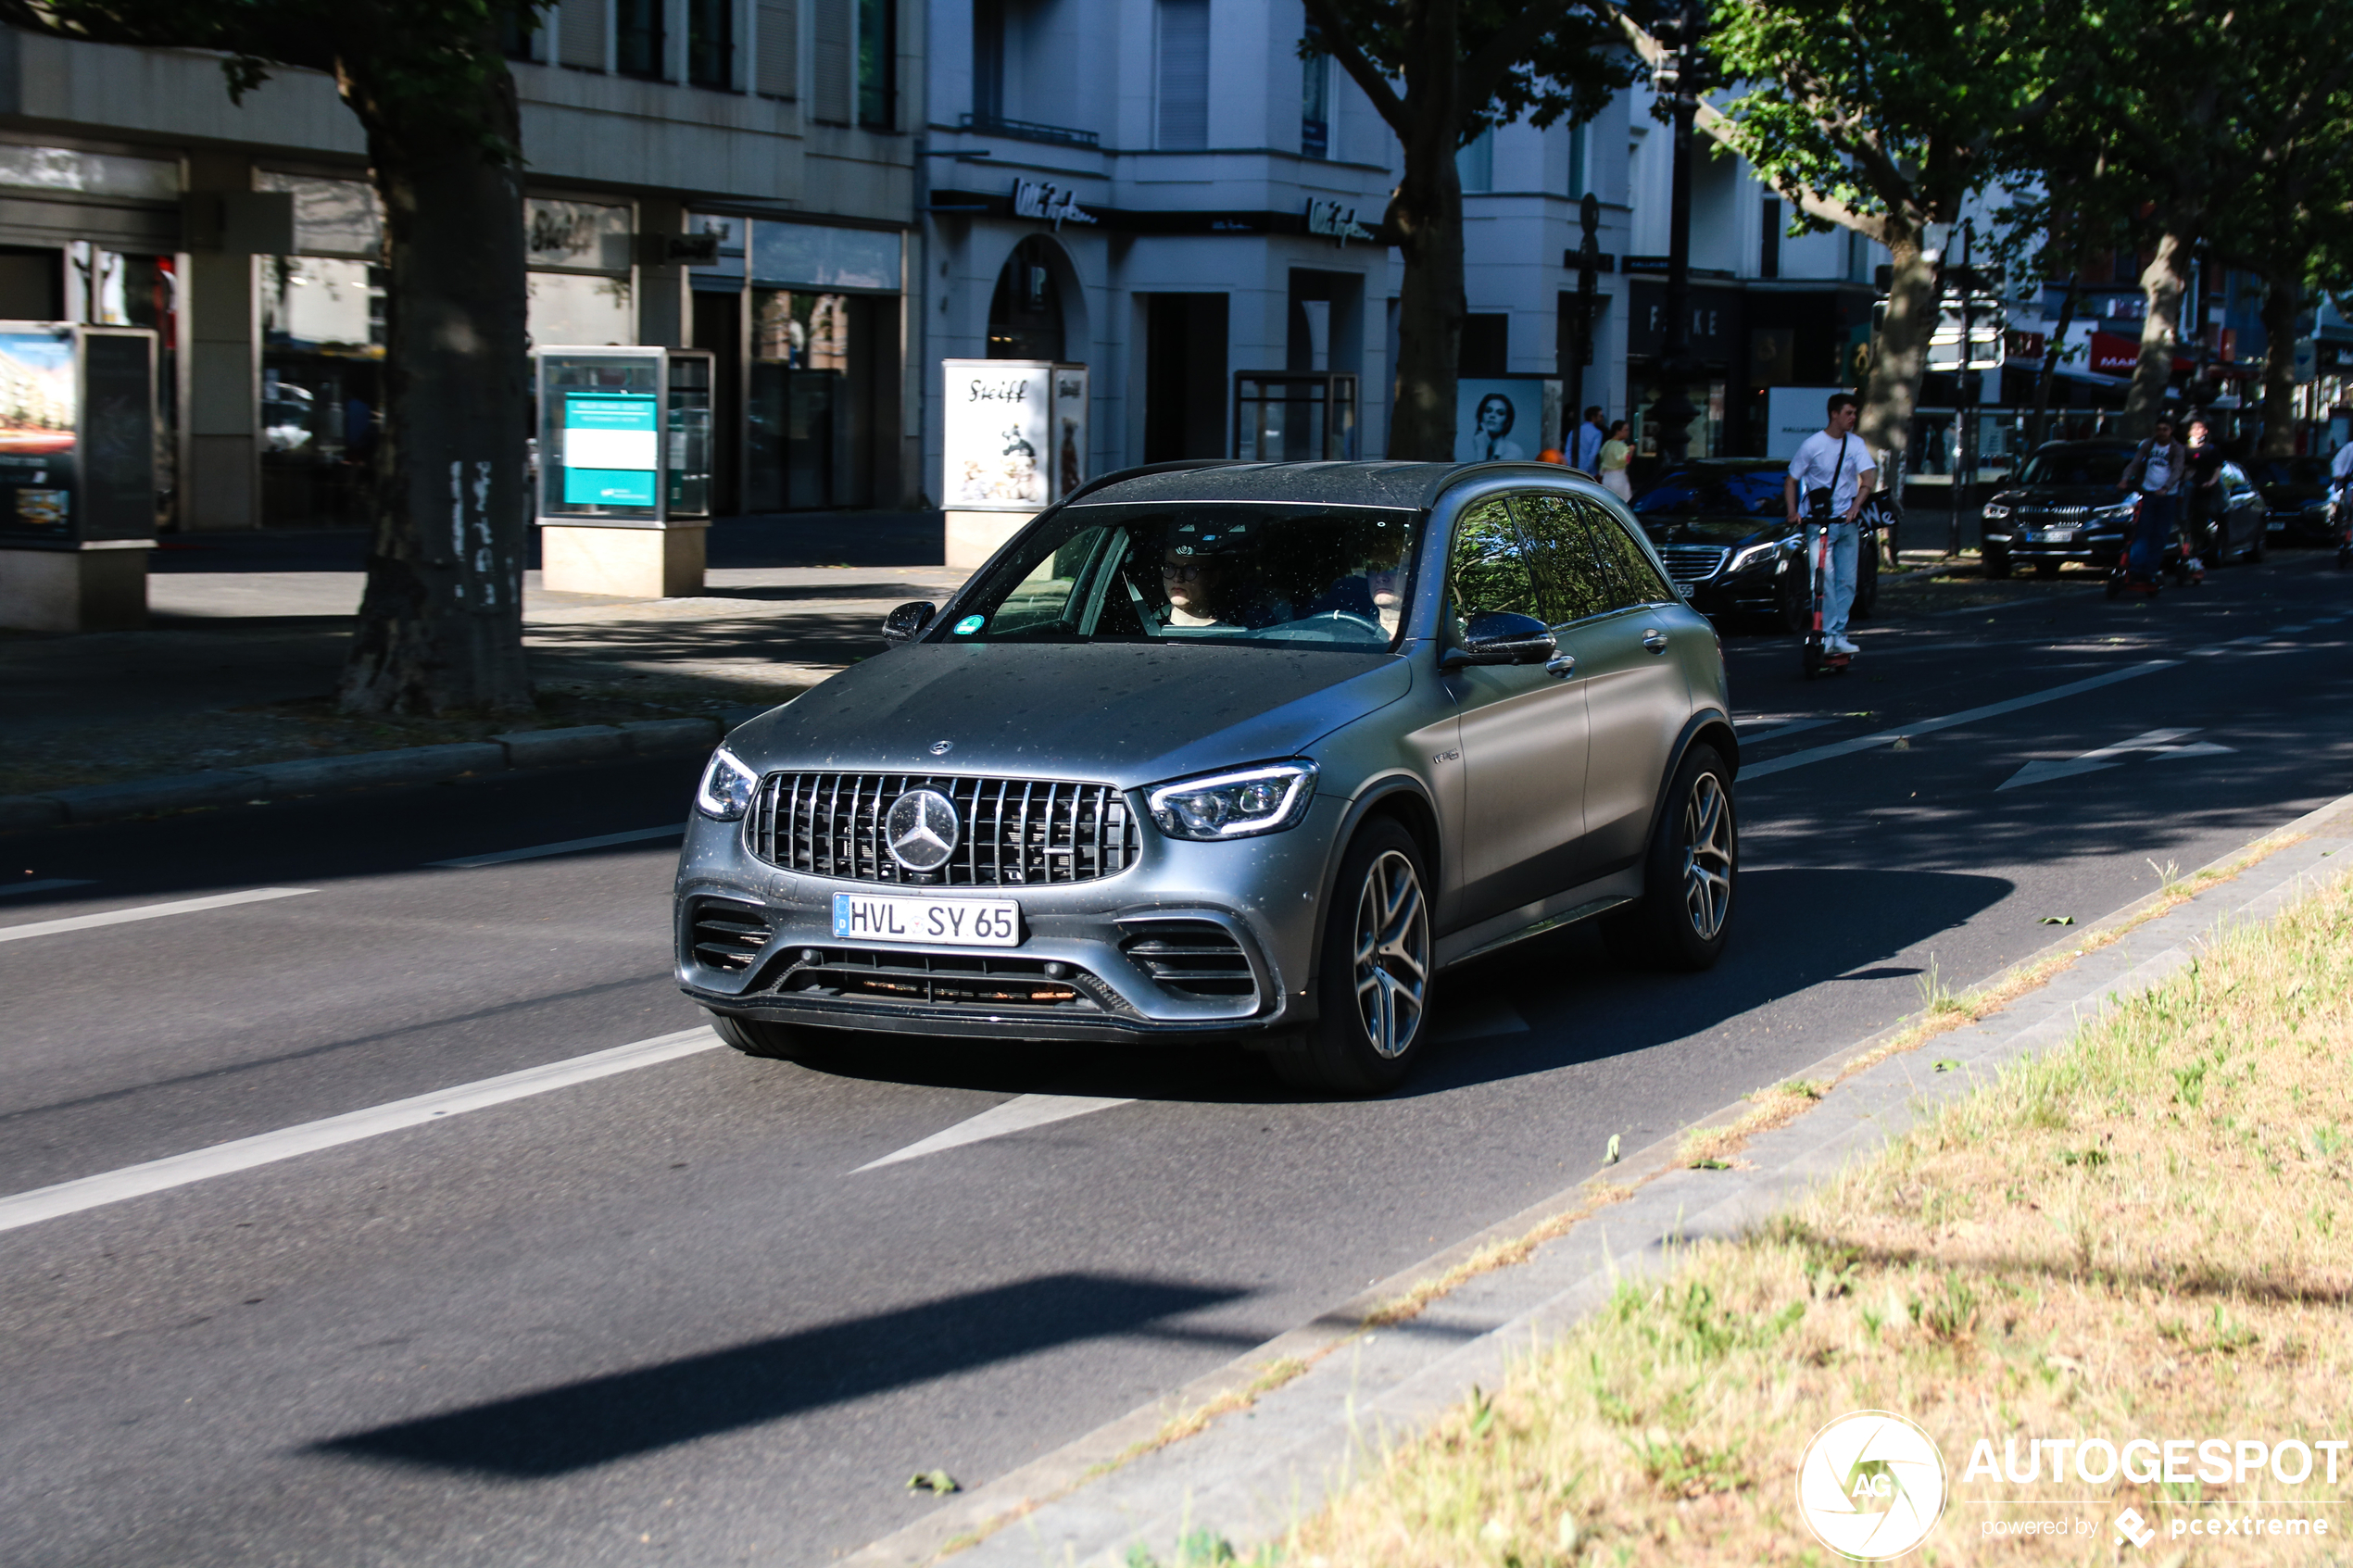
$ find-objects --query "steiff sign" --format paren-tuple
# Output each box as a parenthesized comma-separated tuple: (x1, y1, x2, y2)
(1011, 180, 1097, 230)
(940, 359, 1089, 511)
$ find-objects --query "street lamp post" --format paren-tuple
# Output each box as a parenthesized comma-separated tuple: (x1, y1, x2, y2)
(1646, 0, 1707, 470)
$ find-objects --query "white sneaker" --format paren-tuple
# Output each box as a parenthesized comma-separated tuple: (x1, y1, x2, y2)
(1829, 634, 1859, 655)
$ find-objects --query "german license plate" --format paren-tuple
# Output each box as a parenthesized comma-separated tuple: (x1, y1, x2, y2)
(831, 892, 1022, 947)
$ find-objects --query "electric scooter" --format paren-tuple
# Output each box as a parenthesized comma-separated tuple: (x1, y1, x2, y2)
(2105, 495, 2161, 600)
(1800, 521, 1851, 679)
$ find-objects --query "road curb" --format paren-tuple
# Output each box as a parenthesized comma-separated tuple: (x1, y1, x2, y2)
(849, 787, 2353, 1568)
(1, 709, 765, 830)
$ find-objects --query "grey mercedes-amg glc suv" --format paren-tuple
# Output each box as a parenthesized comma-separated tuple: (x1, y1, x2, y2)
(676, 459, 1738, 1094)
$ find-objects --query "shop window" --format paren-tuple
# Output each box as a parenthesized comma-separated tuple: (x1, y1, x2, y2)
(747, 289, 883, 511)
(1459, 314, 1507, 377)
(253, 170, 384, 258)
(688, 0, 734, 87)
(258, 257, 385, 527)
(527, 272, 635, 346)
(857, 0, 895, 127)
(618, 0, 665, 79)
(988, 235, 1066, 361)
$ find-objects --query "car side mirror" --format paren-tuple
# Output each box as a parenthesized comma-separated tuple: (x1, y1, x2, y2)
(1440, 611, 1556, 670)
(881, 601, 937, 645)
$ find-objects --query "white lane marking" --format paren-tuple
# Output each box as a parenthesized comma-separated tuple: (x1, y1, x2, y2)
(0, 887, 314, 946)
(856, 1093, 1135, 1173)
(1740, 660, 2181, 781)
(428, 824, 685, 869)
(1735, 716, 1838, 746)
(0, 1026, 722, 1235)
(0, 879, 95, 899)
(1997, 727, 2234, 791)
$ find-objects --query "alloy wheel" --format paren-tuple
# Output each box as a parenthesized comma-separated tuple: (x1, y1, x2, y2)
(1353, 849, 1429, 1060)
(1680, 772, 1734, 941)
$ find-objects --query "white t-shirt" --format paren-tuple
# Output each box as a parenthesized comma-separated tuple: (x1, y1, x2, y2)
(2142, 446, 2174, 495)
(1787, 431, 1876, 520)
(2332, 440, 2353, 489)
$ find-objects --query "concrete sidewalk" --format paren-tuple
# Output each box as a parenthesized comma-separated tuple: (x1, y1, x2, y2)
(3, 513, 963, 803)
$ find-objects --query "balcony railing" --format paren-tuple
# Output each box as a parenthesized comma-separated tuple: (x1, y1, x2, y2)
(957, 112, 1100, 150)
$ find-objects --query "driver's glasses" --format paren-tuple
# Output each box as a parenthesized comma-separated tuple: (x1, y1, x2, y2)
(1161, 561, 1204, 581)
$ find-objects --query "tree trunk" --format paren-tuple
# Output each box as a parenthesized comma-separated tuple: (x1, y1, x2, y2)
(2030, 273, 2078, 448)
(2122, 229, 2191, 437)
(337, 61, 534, 716)
(2257, 270, 2300, 459)
(1382, 7, 1465, 462)
(1859, 220, 1931, 482)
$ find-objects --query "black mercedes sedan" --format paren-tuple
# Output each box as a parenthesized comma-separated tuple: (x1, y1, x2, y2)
(1629, 458, 1881, 628)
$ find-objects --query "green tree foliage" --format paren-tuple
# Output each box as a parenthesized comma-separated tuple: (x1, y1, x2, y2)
(1592, 0, 2059, 473)
(1302, 0, 1632, 460)
(0, 0, 542, 714)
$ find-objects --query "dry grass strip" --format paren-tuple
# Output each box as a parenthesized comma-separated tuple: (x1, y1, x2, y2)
(1273, 862, 2353, 1566)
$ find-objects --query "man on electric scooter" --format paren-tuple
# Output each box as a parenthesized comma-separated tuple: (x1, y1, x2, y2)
(1783, 392, 1877, 658)
(2117, 415, 2187, 593)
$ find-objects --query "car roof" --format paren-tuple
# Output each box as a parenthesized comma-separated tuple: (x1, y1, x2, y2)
(1069, 459, 1585, 512)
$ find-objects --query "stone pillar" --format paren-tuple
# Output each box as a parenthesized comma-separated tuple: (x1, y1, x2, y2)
(0, 543, 148, 632)
(181, 151, 261, 531)
(541, 521, 707, 597)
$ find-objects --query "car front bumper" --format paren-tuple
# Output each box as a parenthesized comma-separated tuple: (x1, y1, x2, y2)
(1982, 527, 2129, 563)
(674, 795, 1340, 1043)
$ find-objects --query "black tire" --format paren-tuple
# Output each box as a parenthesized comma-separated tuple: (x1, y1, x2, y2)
(1777, 566, 1811, 633)
(2033, 559, 2060, 579)
(1269, 819, 1434, 1097)
(706, 1009, 813, 1061)
(1982, 549, 2012, 581)
(1604, 745, 1737, 972)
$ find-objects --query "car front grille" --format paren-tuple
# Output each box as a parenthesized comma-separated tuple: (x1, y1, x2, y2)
(766, 946, 1118, 1011)
(1119, 920, 1257, 1000)
(2017, 506, 2092, 523)
(748, 771, 1140, 886)
(1656, 544, 1731, 585)
(687, 897, 771, 972)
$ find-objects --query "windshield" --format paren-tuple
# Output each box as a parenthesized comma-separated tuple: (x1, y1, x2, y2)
(937, 503, 1420, 649)
(2018, 446, 2133, 486)
(1633, 468, 1786, 518)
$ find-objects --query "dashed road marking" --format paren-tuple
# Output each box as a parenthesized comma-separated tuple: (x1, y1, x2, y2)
(0, 887, 314, 946)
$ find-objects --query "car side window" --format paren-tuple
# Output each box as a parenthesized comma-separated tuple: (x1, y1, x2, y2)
(1581, 502, 1676, 609)
(1508, 493, 1613, 625)
(1445, 496, 1538, 623)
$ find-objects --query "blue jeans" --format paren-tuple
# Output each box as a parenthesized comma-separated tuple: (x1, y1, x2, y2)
(2129, 494, 2176, 577)
(1817, 521, 1858, 637)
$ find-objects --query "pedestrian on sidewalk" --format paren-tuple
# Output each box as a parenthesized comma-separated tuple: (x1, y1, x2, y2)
(1598, 420, 1634, 501)
(2118, 415, 2187, 584)
(1573, 406, 1606, 472)
(1782, 392, 1877, 658)
(2183, 416, 2223, 564)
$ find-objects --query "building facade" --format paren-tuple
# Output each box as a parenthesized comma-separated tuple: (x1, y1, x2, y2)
(0, 0, 918, 533)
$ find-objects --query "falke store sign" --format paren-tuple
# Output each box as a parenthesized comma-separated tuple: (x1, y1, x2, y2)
(1011, 179, 1097, 230)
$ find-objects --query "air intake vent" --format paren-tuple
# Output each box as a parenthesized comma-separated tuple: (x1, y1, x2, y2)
(1120, 921, 1256, 999)
(772, 947, 1114, 1011)
(748, 772, 1140, 886)
(689, 897, 771, 972)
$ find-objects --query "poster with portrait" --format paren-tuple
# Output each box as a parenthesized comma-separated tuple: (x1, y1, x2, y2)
(1051, 365, 1088, 504)
(1453, 377, 1563, 464)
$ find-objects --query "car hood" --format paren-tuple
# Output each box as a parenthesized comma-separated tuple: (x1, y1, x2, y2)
(1992, 484, 2131, 509)
(1633, 514, 1780, 548)
(727, 641, 1415, 788)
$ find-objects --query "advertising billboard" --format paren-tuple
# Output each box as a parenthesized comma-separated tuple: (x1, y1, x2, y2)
(1453, 377, 1562, 463)
(941, 359, 1088, 510)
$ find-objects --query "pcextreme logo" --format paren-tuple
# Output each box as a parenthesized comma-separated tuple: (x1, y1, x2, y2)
(1796, 1411, 1949, 1561)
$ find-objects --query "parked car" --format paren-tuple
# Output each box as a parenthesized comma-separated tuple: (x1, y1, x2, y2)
(1627, 458, 1881, 627)
(675, 460, 1740, 1095)
(2251, 456, 2337, 545)
(1982, 440, 2268, 576)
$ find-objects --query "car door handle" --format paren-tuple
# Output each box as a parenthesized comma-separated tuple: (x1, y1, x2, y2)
(1544, 654, 1576, 678)
(1642, 629, 1669, 654)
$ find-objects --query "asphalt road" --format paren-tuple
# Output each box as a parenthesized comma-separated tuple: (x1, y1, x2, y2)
(4, 553, 2349, 1568)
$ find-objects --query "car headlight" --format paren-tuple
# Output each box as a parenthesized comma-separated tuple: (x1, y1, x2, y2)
(1982, 503, 2010, 521)
(1727, 533, 1800, 576)
(2093, 501, 2136, 522)
(695, 746, 759, 821)
(1146, 760, 1318, 841)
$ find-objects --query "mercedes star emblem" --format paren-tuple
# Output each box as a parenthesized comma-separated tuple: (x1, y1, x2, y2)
(885, 789, 960, 872)
(929, 740, 954, 756)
